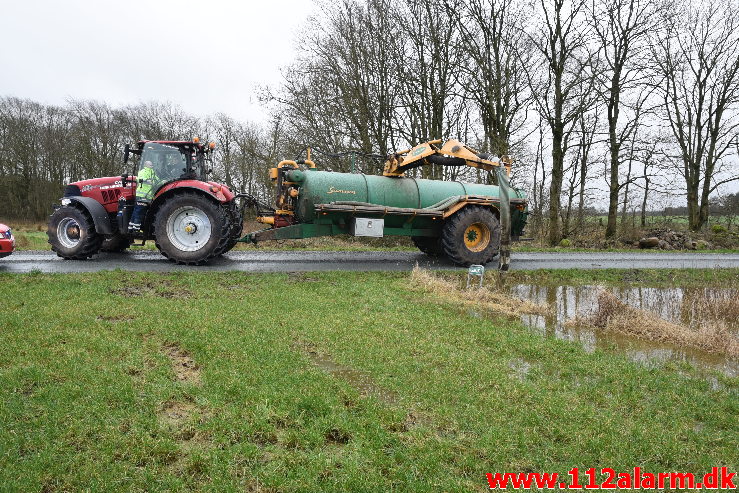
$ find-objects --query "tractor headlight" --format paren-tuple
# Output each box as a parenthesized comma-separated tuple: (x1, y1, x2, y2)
(6, 229, 11, 239)
(61, 198, 71, 206)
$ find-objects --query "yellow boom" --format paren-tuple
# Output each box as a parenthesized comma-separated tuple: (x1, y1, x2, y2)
(382, 139, 512, 177)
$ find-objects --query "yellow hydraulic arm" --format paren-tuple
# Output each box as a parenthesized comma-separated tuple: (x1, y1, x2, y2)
(382, 139, 512, 177)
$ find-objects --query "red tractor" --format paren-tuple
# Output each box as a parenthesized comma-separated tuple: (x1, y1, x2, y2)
(47, 140, 243, 265)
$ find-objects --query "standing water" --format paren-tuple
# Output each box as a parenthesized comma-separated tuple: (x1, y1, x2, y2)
(510, 284, 738, 377)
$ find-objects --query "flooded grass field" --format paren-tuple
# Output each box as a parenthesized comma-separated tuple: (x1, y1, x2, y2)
(512, 284, 738, 376)
(1, 269, 737, 490)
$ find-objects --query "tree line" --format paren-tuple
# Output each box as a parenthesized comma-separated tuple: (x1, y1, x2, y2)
(272, 0, 739, 240)
(0, 98, 283, 220)
(2, 0, 739, 244)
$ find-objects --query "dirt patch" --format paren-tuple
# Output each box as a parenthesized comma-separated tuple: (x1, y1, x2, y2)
(162, 343, 202, 385)
(324, 428, 351, 444)
(109, 280, 193, 299)
(156, 287, 193, 299)
(410, 267, 551, 318)
(571, 290, 739, 356)
(295, 340, 397, 404)
(159, 400, 196, 427)
(286, 272, 319, 283)
(157, 399, 213, 476)
(386, 410, 433, 433)
(156, 344, 211, 474)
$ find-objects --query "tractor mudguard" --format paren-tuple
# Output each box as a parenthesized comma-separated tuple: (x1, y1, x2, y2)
(65, 196, 114, 235)
(155, 180, 234, 203)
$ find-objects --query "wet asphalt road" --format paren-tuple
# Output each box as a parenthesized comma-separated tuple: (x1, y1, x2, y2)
(2, 250, 739, 273)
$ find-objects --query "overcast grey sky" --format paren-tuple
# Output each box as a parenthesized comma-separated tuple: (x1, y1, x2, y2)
(0, 0, 314, 122)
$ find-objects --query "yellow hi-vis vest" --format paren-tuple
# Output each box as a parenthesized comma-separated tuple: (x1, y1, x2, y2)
(136, 167, 160, 200)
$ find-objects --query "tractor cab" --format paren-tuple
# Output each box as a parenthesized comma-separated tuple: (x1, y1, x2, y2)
(125, 140, 212, 187)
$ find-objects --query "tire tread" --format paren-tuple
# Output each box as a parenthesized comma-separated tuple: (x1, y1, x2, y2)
(47, 205, 103, 260)
(153, 191, 230, 265)
(440, 206, 500, 266)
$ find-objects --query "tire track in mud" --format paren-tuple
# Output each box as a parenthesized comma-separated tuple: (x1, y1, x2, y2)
(157, 343, 211, 475)
(294, 339, 439, 436)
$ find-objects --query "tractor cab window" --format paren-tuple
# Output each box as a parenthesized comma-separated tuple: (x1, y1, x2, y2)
(138, 143, 189, 183)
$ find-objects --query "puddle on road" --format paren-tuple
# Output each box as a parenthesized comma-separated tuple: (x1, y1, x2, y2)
(510, 284, 738, 377)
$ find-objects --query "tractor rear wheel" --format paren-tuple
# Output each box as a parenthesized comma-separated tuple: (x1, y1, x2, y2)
(154, 192, 229, 265)
(217, 201, 243, 256)
(440, 206, 500, 266)
(47, 205, 103, 260)
(412, 236, 443, 257)
(101, 234, 131, 253)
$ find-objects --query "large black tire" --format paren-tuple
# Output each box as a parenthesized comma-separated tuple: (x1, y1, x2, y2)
(217, 201, 243, 255)
(153, 192, 229, 265)
(412, 236, 443, 257)
(440, 206, 500, 266)
(47, 205, 103, 260)
(100, 234, 132, 253)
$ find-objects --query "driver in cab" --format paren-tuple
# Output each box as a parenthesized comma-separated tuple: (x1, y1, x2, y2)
(128, 160, 161, 233)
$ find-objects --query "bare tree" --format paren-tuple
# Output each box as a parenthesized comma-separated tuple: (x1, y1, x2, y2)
(521, 0, 598, 245)
(651, 0, 739, 230)
(455, 0, 531, 160)
(395, 0, 467, 179)
(638, 139, 660, 227)
(270, 0, 403, 173)
(575, 111, 598, 229)
(590, 0, 657, 237)
(529, 115, 550, 238)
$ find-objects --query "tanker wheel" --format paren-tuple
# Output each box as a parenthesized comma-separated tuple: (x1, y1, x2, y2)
(101, 234, 132, 253)
(440, 205, 500, 266)
(412, 236, 443, 257)
(47, 205, 103, 260)
(153, 192, 229, 265)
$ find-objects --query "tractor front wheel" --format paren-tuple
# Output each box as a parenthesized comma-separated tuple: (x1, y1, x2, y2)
(440, 206, 500, 266)
(47, 205, 103, 260)
(154, 192, 229, 265)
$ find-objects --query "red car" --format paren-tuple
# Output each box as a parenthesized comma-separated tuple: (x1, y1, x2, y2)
(0, 223, 15, 258)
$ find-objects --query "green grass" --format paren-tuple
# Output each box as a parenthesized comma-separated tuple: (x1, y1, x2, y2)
(0, 270, 736, 491)
(10, 229, 50, 250)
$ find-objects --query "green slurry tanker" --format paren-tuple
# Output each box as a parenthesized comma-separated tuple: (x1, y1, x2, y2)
(243, 139, 528, 268)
